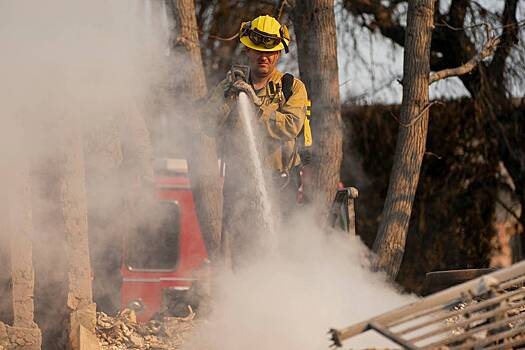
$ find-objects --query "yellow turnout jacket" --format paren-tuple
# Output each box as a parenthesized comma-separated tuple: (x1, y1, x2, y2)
(202, 69, 309, 174)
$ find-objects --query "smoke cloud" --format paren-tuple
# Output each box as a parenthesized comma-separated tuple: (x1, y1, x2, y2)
(0, 0, 169, 346)
(0, 0, 167, 161)
(0, 2, 416, 349)
(186, 207, 416, 350)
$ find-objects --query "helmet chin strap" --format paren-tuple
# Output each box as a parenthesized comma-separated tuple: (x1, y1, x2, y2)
(282, 39, 289, 54)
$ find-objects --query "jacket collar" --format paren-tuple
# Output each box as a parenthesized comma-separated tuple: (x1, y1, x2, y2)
(253, 69, 283, 97)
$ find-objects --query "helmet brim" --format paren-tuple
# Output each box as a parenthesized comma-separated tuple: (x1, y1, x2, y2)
(240, 36, 289, 52)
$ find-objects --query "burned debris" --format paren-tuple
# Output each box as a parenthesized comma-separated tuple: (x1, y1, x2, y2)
(330, 261, 525, 349)
(96, 308, 195, 350)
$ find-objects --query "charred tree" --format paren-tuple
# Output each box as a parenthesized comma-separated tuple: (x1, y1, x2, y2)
(480, 0, 525, 254)
(372, 0, 435, 278)
(292, 0, 343, 213)
(166, 0, 223, 261)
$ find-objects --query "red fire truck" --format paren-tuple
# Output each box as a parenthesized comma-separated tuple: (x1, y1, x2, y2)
(120, 159, 209, 322)
(119, 159, 356, 322)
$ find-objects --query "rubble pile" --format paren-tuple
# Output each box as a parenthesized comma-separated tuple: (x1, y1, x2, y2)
(96, 308, 196, 350)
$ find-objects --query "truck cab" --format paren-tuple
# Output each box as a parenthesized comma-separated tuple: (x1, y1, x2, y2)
(120, 159, 209, 322)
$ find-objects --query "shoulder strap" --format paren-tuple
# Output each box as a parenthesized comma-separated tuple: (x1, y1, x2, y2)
(281, 73, 294, 103)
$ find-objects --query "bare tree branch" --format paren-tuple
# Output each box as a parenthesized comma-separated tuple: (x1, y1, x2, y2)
(342, 0, 405, 46)
(495, 196, 524, 227)
(207, 32, 239, 41)
(274, 0, 289, 20)
(429, 35, 501, 84)
(435, 19, 525, 32)
(388, 100, 444, 127)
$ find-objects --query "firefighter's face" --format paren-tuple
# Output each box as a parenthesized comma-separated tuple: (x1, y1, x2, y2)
(246, 48, 281, 77)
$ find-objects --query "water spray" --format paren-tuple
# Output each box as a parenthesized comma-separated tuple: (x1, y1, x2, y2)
(237, 92, 278, 254)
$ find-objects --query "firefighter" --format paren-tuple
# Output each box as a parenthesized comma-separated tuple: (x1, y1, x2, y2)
(201, 15, 310, 267)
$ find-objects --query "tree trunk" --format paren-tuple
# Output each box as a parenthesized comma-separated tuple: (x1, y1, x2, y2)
(166, 0, 223, 261)
(292, 0, 343, 214)
(372, 0, 435, 279)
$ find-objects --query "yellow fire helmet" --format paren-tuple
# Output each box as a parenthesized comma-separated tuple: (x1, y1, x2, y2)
(239, 15, 290, 53)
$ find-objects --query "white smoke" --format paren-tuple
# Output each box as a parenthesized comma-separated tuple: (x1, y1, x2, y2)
(0, 2, 416, 349)
(186, 206, 416, 350)
(0, 1, 170, 346)
(0, 0, 166, 157)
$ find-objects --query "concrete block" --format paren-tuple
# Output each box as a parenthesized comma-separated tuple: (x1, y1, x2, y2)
(78, 325, 100, 350)
(0, 322, 8, 348)
(5, 325, 41, 350)
(0, 322, 7, 337)
(70, 304, 96, 333)
(70, 304, 98, 350)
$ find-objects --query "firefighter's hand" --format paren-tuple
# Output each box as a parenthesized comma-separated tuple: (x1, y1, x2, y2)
(231, 80, 262, 107)
(224, 66, 248, 97)
(226, 66, 248, 84)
